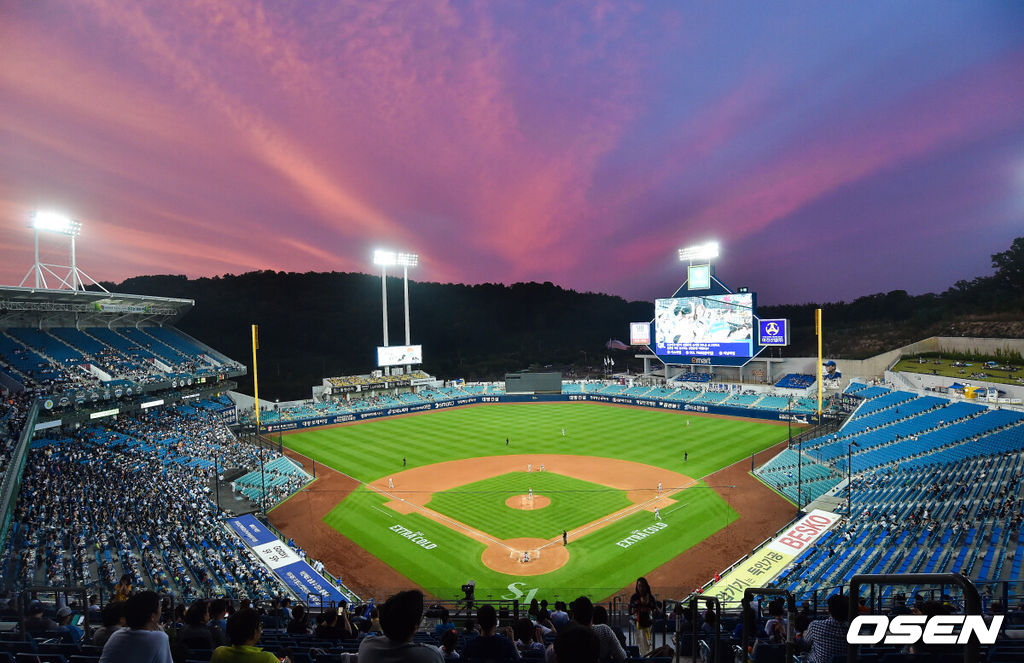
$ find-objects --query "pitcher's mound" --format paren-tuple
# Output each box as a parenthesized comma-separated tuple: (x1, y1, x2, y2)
(506, 494, 551, 510)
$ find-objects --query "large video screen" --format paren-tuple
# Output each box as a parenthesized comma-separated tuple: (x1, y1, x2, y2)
(654, 293, 754, 358)
(377, 345, 423, 367)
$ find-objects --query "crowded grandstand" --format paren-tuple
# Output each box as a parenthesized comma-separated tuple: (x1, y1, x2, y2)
(3, 277, 1024, 663)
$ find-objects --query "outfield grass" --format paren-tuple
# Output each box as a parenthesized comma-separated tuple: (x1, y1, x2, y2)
(425, 471, 634, 540)
(281, 402, 788, 481)
(283, 402, 788, 596)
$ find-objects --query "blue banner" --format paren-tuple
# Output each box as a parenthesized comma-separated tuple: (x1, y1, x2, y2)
(227, 515, 347, 604)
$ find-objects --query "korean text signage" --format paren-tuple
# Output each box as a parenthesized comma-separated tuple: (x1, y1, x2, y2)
(228, 515, 346, 603)
(758, 319, 789, 346)
(706, 509, 839, 603)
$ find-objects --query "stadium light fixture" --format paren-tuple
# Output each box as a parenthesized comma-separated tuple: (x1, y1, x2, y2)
(19, 209, 106, 292)
(32, 210, 81, 236)
(396, 252, 418, 267)
(678, 241, 719, 262)
(373, 249, 397, 266)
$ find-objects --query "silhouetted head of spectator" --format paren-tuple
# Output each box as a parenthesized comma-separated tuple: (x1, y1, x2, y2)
(592, 605, 610, 626)
(441, 628, 458, 653)
(514, 617, 535, 643)
(26, 600, 44, 617)
(209, 598, 229, 621)
(379, 590, 425, 642)
(476, 604, 497, 634)
(124, 591, 161, 630)
(185, 601, 209, 627)
(571, 596, 594, 626)
(554, 625, 600, 663)
(827, 594, 848, 622)
(102, 601, 126, 628)
(225, 608, 262, 646)
(291, 605, 306, 623)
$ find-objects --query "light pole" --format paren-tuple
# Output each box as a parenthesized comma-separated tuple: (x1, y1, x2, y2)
(847, 440, 859, 518)
(396, 252, 418, 373)
(373, 250, 397, 375)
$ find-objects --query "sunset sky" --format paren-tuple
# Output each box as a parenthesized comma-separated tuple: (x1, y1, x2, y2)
(2, 1, 1023, 305)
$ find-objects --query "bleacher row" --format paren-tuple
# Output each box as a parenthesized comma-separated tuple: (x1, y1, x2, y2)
(0, 325, 241, 400)
(0, 405, 310, 601)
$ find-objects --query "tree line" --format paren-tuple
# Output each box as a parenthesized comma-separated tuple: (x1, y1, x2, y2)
(101, 237, 1024, 400)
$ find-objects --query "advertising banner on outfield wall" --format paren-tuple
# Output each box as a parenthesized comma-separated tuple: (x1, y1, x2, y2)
(261, 393, 804, 433)
(703, 509, 841, 605)
(228, 515, 346, 604)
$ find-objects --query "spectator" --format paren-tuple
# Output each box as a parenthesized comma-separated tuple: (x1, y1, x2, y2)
(564, 597, 624, 663)
(593, 602, 622, 651)
(434, 608, 456, 637)
(99, 591, 173, 663)
(178, 601, 215, 650)
(463, 604, 519, 662)
(113, 573, 134, 601)
(210, 608, 287, 663)
(314, 607, 354, 640)
(628, 578, 656, 656)
(209, 599, 230, 646)
(550, 601, 570, 630)
(513, 617, 545, 654)
(20, 600, 58, 636)
(553, 625, 600, 663)
(286, 604, 310, 635)
(56, 606, 85, 643)
(93, 601, 126, 648)
(88, 595, 103, 623)
(440, 628, 460, 660)
(763, 599, 787, 644)
(358, 590, 443, 663)
(799, 593, 848, 663)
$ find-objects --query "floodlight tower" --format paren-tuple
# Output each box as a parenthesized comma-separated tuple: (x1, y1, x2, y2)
(396, 252, 418, 372)
(373, 249, 397, 375)
(19, 210, 108, 292)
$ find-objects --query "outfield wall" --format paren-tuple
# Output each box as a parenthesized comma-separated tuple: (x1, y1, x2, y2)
(260, 393, 794, 433)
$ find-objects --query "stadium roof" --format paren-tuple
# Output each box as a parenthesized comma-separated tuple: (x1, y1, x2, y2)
(0, 285, 194, 326)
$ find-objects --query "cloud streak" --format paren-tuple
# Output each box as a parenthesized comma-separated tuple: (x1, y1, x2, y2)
(1, 2, 1022, 304)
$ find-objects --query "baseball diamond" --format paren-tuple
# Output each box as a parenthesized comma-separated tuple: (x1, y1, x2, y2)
(267, 401, 796, 598)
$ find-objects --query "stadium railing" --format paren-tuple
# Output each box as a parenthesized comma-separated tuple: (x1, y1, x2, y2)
(0, 399, 37, 551)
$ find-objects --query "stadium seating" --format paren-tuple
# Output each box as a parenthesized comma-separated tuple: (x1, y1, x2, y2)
(1, 407, 298, 600)
(774, 373, 815, 389)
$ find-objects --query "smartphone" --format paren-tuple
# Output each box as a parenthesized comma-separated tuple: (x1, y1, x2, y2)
(72, 614, 85, 627)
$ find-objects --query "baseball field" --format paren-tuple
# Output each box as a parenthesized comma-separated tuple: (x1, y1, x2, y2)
(269, 402, 796, 600)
